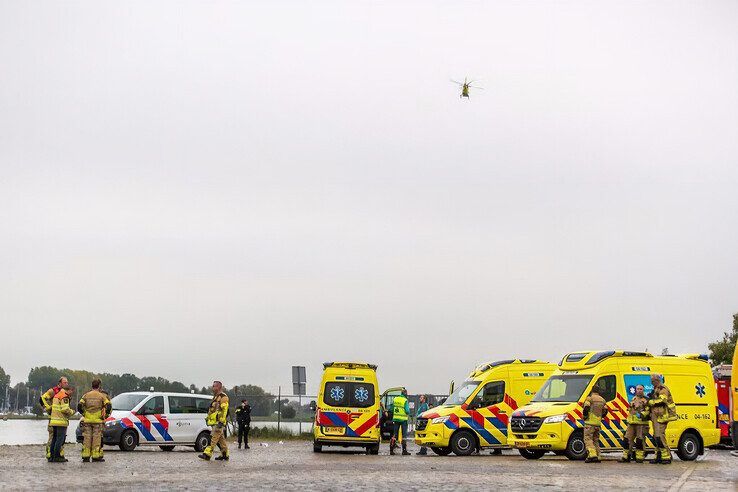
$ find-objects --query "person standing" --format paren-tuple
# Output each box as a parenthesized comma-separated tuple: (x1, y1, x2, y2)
(48, 386, 74, 462)
(583, 385, 607, 463)
(415, 395, 429, 455)
(78, 378, 111, 463)
(390, 389, 410, 456)
(620, 384, 649, 463)
(40, 377, 69, 460)
(198, 381, 230, 461)
(235, 400, 251, 449)
(648, 374, 677, 464)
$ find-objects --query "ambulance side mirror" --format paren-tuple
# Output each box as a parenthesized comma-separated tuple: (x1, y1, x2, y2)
(309, 401, 316, 412)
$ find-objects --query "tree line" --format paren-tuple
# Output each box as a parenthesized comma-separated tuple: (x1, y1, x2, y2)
(0, 365, 301, 418)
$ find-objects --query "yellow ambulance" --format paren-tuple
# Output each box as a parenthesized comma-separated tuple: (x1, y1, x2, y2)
(414, 359, 556, 456)
(509, 350, 720, 461)
(313, 362, 381, 454)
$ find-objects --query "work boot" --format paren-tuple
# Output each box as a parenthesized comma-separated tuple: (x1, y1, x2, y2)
(53, 457, 68, 463)
(82, 457, 90, 463)
(389, 437, 396, 455)
(619, 451, 631, 463)
(649, 451, 662, 464)
(198, 453, 211, 461)
(92, 457, 105, 462)
(238, 444, 241, 449)
(660, 448, 672, 464)
(584, 456, 601, 463)
(244, 444, 250, 449)
(401, 443, 410, 456)
(214, 455, 229, 461)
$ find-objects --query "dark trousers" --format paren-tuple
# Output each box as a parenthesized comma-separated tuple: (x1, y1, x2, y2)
(392, 421, 408, 443)
(50, 426, 67, 460)
(238, 423, 250, 446)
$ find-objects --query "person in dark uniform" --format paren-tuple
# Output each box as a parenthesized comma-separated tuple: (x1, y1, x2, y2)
(235, 400, 251, 449)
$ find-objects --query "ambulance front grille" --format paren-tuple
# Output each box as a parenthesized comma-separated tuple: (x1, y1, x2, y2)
(510, 416, 542, 433)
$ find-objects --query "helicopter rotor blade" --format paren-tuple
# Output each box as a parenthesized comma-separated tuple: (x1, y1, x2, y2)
(450, 79, 463, 85)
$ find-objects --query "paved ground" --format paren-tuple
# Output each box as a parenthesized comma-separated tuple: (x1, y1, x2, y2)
(1, 442, 737, 491)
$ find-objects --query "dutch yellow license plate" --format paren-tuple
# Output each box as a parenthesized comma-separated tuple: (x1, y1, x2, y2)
(517, 441, 529, 448)
(324, 426, 345, 435)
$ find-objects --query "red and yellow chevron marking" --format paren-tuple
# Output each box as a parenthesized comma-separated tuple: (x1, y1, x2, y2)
(317, 410, 378, 437)
(439, 394, 519, 446)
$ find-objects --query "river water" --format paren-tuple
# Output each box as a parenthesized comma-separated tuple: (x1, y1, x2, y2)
(0, 420, 311, 445)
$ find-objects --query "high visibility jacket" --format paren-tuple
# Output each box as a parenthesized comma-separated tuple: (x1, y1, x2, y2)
(40, 385, 61, 415)
(392, 396, 409, 422)
(206, 392, 229, 426)
(583, 393, 606, 426)
(626, 395, 649, 425)
(78, 389, 112, 424)
(649, 384, 677, 423)
(49, 389, 74, 427)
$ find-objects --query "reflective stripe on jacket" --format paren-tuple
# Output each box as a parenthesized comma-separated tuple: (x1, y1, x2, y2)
(392, 395, 409, 422)
(626, 395, 649, 425)
(78, 389, 112, 424)
(40, 386, 60, 414)
(206, 393, 230, 426)
(50, 389, 74, 427)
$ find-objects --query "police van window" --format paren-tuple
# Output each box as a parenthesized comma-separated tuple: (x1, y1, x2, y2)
(111, 394, 147, 411)
(169, 396, 197, 414)
(532, 375, 593, 403)
(349, 383, 375, 408)
(594, 375, 617, 402)
(324, 382, 349, 407)
(140, 396, 165, 415)
(473, 381, 505, 408)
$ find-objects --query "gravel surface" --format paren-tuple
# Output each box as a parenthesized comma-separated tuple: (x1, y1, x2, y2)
(1, 442, 736, 491)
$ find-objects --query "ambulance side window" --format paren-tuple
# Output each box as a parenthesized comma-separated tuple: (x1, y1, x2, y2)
(594, 375, 617, 402)
(473, 381, 505, 408)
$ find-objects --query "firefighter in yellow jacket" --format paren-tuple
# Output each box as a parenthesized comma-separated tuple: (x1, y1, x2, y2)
(40, 376, 69, 460)
(198, 380, 230, 461)
(583, 385, 608, 463)
(48, 387, 75, 462)
(648, 374, 677, 464)
(78, 378, 112, 463)
(620, 384, 649, 463)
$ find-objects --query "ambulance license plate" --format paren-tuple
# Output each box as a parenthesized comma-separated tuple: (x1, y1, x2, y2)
(324, 426, 345, 435)
(517, 441, 529, 448)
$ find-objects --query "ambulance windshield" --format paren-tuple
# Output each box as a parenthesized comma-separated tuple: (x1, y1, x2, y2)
(112, 393, 148, 411)
(532, 375, 593, 403)
(444, 380, 480, 406)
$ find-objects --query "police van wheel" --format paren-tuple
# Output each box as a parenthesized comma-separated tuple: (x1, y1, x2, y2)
(159, 445, 175, 451)
(313, 442, 322, 453)
(565, 430, 587, 460)
(518, 449, 546, 459)
(119, 430, 138, 451)
(676, 432, 701, 461)
(194, 431, 211, 453)
(450, 430, 476, 456)
(431, 446, 452, 456)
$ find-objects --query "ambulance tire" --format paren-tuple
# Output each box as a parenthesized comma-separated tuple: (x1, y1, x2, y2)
(431, 446, 452, 456)
(313, 442, 322, 453)
(119, 430, 138, 451)
(676, 431, 701, 461)
(366, 443, 379, 455)
(518, 449, 546, 459)
(194, 431, 210, 453)
(159, 445, 175, 451)
(564, 430, 587, 460)
(450, 430, 477, 456)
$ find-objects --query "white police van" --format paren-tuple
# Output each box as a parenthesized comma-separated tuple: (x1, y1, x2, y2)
(76, 391, 214, 452)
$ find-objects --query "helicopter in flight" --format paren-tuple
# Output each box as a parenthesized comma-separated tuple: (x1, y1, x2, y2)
(451, 77, 483, 98)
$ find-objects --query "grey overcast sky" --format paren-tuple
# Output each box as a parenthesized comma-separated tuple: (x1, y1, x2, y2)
(1, 1, 737, 394)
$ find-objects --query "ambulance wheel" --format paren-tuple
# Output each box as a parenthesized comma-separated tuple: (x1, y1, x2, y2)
(450, 430, 476, 456)
(119, 430, 138, 451)
(159, 445, 175, 451)
(313, 442, 322, 453)
(194, 431, 210, 453)
(676, 431, 701, 461)
(431, 446, 452, 456)
(366, 444, 379, 455)
(565, 430, 587, 460)
(518, 449, 546, 459)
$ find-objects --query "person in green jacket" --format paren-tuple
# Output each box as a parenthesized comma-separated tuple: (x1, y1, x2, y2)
(415, 395, 429, 455)
(390, 390, 411, 456)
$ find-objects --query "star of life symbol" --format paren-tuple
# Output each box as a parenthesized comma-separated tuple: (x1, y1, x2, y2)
(628, 385, 636, 395)
(354, 386, 369, 403)
(695, 383, 705, 398)
(330, 386, 344, 401)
